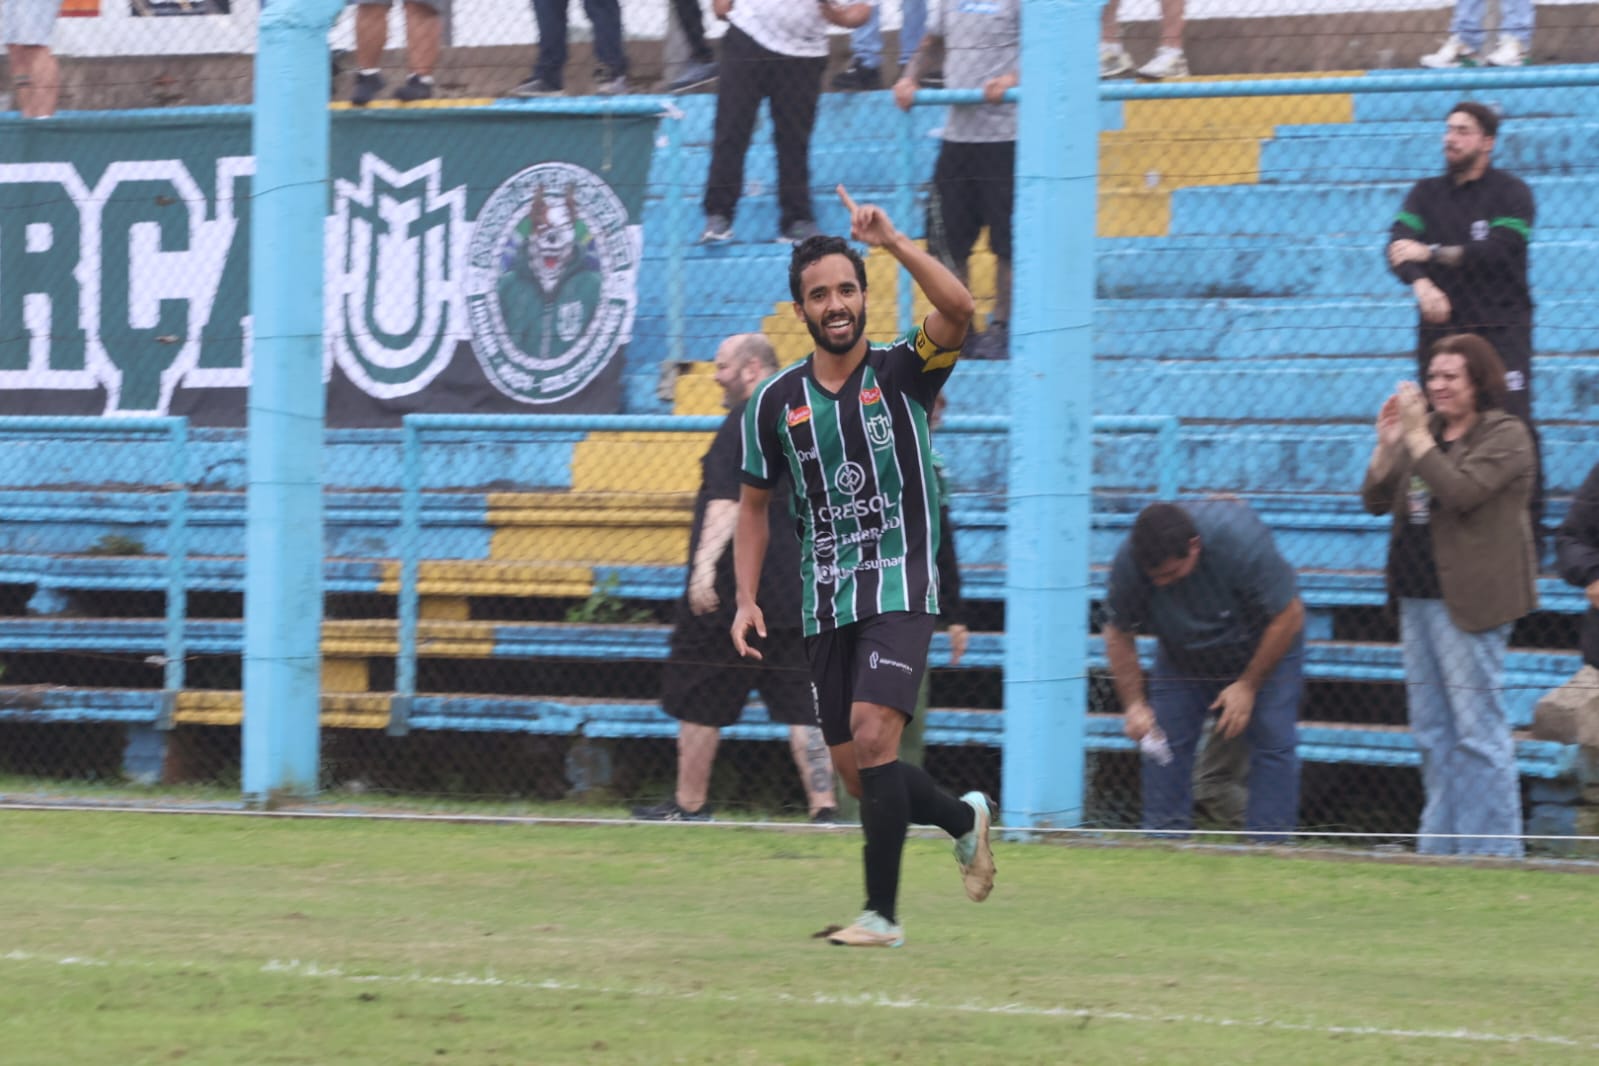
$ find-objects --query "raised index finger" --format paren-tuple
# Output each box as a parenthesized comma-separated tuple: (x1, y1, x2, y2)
(836, 184, 859, 213)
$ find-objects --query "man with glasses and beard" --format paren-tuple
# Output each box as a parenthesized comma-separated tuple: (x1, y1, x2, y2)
(1387, 101, 1541, 535)
(732, 185, 994, 949)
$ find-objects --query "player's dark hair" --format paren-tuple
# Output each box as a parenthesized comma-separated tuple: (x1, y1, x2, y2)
(1131, 503, 1198, 573)
(1428, 333, 1507, 411)
(788, 235, 868, 303)
(1448, 101, 1499, 139)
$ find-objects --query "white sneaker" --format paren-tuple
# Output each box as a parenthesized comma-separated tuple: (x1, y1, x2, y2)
(1483, 36, 1527, 67)
(953, 791, 997, 902)
(1420, 35, 1480, 69)
(1137, 46, 1189, 80)
(1099, 42, 1134, 79)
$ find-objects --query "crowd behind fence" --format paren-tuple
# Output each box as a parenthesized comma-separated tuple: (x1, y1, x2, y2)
(0, 2, 1597, 854)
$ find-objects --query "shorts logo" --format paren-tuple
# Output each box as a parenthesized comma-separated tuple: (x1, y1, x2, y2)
(869, 651, 880, 670)
(860, 386, 882, 405)
(788, 406, 812, 427)
(834, 461, 867, 496)
(865, 412, 893, 450)
(868, 651, 914, 675)
(464, 161, 638, 405)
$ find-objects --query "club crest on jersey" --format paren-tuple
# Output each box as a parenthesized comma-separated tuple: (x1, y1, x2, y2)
(835, 461, 867, 496)
(860, 386, 882, 405)
(787, 406, 812, 427)
(865, 412, 893, 450)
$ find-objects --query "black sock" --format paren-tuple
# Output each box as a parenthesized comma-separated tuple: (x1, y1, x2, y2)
(857, 761, 909, 925)
(902, 763, 976, 839)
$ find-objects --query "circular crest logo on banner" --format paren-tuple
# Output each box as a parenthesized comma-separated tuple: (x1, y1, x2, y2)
(465, 162, 637, 405)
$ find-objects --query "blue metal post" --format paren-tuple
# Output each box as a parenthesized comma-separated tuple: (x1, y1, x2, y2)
(663, 105, 686, 368)
(164, 418, 189, 692)
(1002, 0, 1098, 829)
(394, 418, 422, 733)
(243, 0, 344, 803)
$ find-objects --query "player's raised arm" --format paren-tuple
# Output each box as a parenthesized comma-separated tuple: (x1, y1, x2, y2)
(836, 184, 974, 351)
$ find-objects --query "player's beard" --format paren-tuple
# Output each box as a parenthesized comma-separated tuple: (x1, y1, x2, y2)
(805, 306, 868, 356)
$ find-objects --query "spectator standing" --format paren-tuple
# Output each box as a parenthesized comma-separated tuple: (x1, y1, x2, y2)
(893, 0, 1017, 360)
(1554, 460, 1599, 683)
(1100, 0, 1187, 80)
(1104, 500, 1305, 839)
(507, 0, 629, 97)
(633, 334, 840, 823)
(1420, 0, 1533, 68)
(1362, 334, 1537, 858)
(831, 0, 924, 91)
(734, 189, 993, 948)
(699, 0, 872, 246)
(663, 0, 718, 92)
(349, 0, 441, 106)
(4, 0, 63, 119)
(1388, 101, 1541, 533)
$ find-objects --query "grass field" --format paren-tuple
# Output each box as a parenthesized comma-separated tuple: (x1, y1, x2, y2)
(3, 808, 1598, 1065)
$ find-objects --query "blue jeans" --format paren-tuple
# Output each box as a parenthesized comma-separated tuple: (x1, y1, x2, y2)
(530, 0, 627, 84)
(851, 0, 926, 68)
(1450, 0, 1534, 48)
(1400, 599, 1524, 858)
(1142, 637, 1303, 838)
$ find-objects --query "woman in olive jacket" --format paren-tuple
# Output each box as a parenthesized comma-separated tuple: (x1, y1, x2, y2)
(1362, 333, 1537, 858)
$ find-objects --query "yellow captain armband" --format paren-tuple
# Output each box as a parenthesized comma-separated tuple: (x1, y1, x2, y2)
(913, 320, 960, 372)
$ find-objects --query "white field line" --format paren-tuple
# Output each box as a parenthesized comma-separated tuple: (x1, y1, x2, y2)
(4, 948, 1595, 1052)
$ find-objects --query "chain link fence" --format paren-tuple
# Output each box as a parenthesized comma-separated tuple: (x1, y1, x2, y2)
(1, 1, 1597, 852)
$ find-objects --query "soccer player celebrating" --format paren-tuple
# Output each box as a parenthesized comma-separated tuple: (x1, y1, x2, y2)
(731, 185, 995, 948)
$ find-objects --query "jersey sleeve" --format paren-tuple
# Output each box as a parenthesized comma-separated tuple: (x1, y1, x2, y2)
(885, 319, 961, 408)
(1467, 174, 1534, 269)
(740, 379, 786, 489)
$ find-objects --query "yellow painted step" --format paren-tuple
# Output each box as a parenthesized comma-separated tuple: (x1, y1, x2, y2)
(322, 619, 497, 658)
(571, 431, 713, 493)
(173, 690, 391, 730)
(487, 491, 692, 564)
(323, 658, 370, 694)
(1099, 189, 1172, 238)
(1099, 134, 1261, 192)
(375, 560, 596, 598)
(1118, 82, 1356, 134)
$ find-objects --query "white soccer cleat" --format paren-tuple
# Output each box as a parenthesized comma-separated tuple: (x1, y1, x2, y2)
(827, 910, 905, 948)
(953, 791, 997, 902)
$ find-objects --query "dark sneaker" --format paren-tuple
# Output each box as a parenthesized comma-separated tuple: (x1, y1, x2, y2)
(350, 71, 385, 107)
(810, 806, 839, 825)
(665, 59, 718, 93)
(593, 65, 629, 95)
(699, 214, 734, 244)
(777, 219, 821, 245)
(830, 57, 881, 92)
(394, 74, 434, 102)
(632, 797, 713, 821)
(507, 75, 562, 98)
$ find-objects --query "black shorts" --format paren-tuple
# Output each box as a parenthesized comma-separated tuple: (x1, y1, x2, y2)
(804, 612, 937, 747)
(930, 139, 1015, 267)
(661, 607, 815, 729)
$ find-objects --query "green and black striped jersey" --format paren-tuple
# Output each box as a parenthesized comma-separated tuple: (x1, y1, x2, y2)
(741, 323, 959, 636)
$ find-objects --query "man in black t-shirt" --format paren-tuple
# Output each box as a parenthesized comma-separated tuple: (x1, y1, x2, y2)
(733, 186, 994, 949)
(633, 334, 838, 824)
